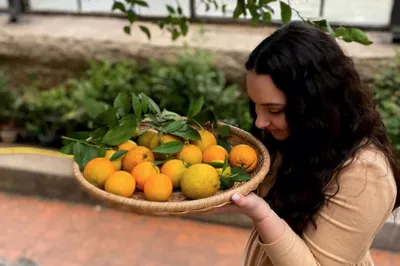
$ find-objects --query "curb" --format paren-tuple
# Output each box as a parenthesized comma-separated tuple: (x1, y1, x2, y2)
(0, 146, 399, 252)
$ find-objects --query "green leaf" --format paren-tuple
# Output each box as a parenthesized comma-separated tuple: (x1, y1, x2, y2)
(187, 96, 204, 118)
(222, 154, 229, 172)
(139, 25, 151, 39)
(82, 146, 99, 169)
(120, 114, 137, 130)
(60, 142, 74, 155)
(94, 108, 119, 128)
(73, 142, 86, 171)
(112, 1, 126, 12)
(132, 94, 142, 119)
(97, 147, 107, 157)
(152, 141, 184, 154)
(127, 10, 137, 23)
(233, 0, 245, 19)
(218, 137, 232, 153)
(207, 161, 225, 168)
(335, 27, 373, 45)
(70, 131, 90, 140)
(192, 108, 215, 125)
(230, 167, 252, 182)
(160, 109, 181, 121)
(101, 125, 134, 146)
(142, 93, 160, 114)
(308, 19, 334, 35)
(109, 150, 128, 160)
(280, 1, 292, 24)
(262, 12, 272, 23)
(216, 125, 231, 137)
(84, 99, 106, 119)
(177, 5, 183, 15)
(164, 120, 186, 133)
(90, 127, 108, 141)
(154, 160, 167, 166)
(166, 5, 175, 14)
(139, 93, 149, 114)
(180, 22, 189, 36)
(114, 92, 131, 116)
(124, 25, 131, 34)
(220, 177, 234, 189)
(169, 124, 201, 140)
(133, 0, 148, 7)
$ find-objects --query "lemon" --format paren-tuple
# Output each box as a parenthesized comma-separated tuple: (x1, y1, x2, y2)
(180, 163, 220, 199)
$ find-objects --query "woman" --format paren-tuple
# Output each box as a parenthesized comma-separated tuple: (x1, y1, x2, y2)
(219, 22, 399, 265)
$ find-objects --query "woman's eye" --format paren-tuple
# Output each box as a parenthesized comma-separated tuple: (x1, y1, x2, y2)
(269, 110, 284, 115)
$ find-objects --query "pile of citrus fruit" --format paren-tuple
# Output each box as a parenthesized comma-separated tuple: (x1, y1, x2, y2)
(82, 127, 258, 202)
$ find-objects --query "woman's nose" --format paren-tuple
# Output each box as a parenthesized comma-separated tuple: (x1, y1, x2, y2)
(255, 116, 271, 129)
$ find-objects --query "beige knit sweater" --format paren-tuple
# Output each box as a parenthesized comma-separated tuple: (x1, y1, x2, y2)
(243, 146, 397, 266)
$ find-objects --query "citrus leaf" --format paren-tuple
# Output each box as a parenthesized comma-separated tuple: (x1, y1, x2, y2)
(220, 178, 234, 189)
(207, 161, 225, 168)
(187, 96, 204, 118)
(280, 1, 292, 24)
(134, 0, 148, 7)
(90, 127, 108, 142)
(109, 150, 128, 161)
(73, 142, 86, 171)
(152, 141, 184, 154)
(84, 99, 107, 119)
(120, 114, 137, 131)
(160, 109, 181, 121)
(230, 167, 251, 182)
(82, 146, 99, 169)
(217, 137, 232, 152)
(139, 93, 149, 114)
(114, 92, 131, 116)
(216, 125, 231, 137)
(97, 147, 107, 157)
(164, 120, 186, 133)
(94, 108, 118, 128)
(143, 94, 161, 114)
(60, 142, 74, 155)
(154, 160, 167, 166)
(101, 125, 133, 146)
(169, 124, 201, 140)
(132, 93, 142, 119)
(70, 131, 90, 140)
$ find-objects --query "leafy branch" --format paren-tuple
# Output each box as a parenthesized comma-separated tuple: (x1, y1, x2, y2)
(111, 0, 372, 45)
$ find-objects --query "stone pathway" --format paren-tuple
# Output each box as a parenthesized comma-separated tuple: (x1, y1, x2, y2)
(0, 192, 399, 266)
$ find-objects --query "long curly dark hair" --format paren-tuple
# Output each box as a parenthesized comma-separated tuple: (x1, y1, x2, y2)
(245, 21, 400, 235)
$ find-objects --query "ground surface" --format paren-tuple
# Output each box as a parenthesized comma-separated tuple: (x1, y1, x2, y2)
(0, 192, 399, 266)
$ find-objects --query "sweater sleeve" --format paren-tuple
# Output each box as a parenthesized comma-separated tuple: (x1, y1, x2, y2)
(259, 151, 397, 266)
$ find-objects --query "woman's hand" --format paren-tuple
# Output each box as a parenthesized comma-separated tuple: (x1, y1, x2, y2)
(201, 192, 272, 223)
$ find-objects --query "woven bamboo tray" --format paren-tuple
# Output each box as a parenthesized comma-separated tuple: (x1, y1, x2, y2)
(72, 121, 271, 216)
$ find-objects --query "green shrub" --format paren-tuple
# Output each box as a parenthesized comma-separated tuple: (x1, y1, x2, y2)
(66, 50, 252, 131)
(373, 52, 400, 154)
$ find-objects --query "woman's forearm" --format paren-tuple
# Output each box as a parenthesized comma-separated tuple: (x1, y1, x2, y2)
(254, 207, 286, 244)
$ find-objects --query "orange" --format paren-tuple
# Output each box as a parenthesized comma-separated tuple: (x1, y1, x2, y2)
(228, 144, 258, 172)
(137, 129, 158, 147)
(122, 146, 155, 173)
(104, 149, 122, 170)
(180, 163, 220, 199)
(131, 161, 160, 191)
(161, 159, 188, 188)
(83, 157, 116, 188)
(176, 144, 202, 165)
(104, 171, 136, 198)
(191, 129, 217, 152)
(117, 140, 137, 151)
(202, 145, 228, 164)
(144, 173, 173, 202)
(149, 133, 182, 150)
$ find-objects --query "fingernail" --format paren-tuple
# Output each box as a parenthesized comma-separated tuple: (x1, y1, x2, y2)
(232, 194, 240, 201)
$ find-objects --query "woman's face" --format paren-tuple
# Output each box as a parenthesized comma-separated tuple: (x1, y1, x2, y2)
(246, 71, 289, 141)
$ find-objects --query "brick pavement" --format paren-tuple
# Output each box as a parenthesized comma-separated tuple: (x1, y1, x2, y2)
(0, 192, 399, 266)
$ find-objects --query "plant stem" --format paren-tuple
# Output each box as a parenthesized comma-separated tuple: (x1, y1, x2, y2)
(61, 136, 102, 149)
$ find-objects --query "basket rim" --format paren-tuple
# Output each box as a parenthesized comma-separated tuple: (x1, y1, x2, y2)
(72, 121, 271, 214)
